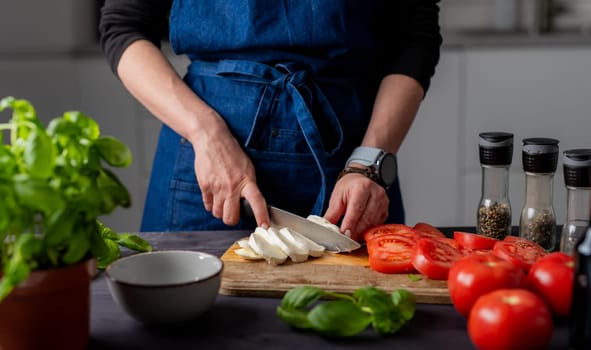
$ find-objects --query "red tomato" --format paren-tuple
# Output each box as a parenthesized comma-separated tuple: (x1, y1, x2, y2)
(454, 231, 498, 250)
(363, 224, 419, 243)
(411, 238, 463, 280)
(528, 252, 575, 318)
(413, 222, 446, 239)
(447, 253, 526, 317)
(492, 237, 547, 272)
(367, 233, 416, 274)
(468, 289, 553, 350)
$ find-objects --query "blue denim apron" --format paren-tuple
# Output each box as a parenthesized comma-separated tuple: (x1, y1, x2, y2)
(141, 0, 404, 231)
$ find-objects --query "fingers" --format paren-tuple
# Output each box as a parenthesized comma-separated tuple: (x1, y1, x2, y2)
(332, 174, 389, 241)
(241, 183, 269, 228)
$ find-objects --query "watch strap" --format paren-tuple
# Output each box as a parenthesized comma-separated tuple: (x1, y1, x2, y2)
(337, 166, 383, 187)
(346, 146, 383, 168)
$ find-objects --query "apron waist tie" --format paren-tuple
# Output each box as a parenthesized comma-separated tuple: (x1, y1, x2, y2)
(188, 59, 344, 214)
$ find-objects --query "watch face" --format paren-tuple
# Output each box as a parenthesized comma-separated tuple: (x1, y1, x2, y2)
(379, 154, 397, 186)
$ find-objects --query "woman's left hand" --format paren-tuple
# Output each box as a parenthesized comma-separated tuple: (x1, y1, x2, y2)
(324, 173, 389, 241)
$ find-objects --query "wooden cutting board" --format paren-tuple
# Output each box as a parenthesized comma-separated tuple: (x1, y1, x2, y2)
(220, 240, 451, 304)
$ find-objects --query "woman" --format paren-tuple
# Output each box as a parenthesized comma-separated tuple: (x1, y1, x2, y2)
(99, 0, 442, 241)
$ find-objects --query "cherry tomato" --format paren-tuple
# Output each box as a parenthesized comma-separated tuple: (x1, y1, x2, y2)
(454, 231, 498, 250)
(413, 222, 446, 239)
(528, 252, 575, 318)
(468, 289, 553, 350)
(367, 233, 416, 274)
(411, 238, 463, 280)
(492, 237, 547, 272)
(363, 224, 419, 243)
(447, 253, 526, 317)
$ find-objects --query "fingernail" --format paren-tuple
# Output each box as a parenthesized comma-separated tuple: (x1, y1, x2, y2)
(344, 229, 352, 238)
(261, 222, 269, 230)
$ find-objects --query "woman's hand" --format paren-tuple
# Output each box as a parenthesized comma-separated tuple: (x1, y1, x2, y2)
(117, 40, 270, 228)
(324, 173, 389, 241)
(190, 118, 269, 228)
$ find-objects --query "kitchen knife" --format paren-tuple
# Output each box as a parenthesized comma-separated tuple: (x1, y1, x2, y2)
(241, 200, 361, 253)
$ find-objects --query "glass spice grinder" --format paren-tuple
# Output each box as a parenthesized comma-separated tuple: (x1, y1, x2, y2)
(477, 132, 514, 240)
(519, 138, 559, 250)
(560, 149, 591, 255)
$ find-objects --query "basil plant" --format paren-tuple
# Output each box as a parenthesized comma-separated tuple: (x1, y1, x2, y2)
(0, 97, 149, 301)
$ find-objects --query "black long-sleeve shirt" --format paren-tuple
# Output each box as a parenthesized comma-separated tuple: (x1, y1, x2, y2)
(99, 0, 441, 92)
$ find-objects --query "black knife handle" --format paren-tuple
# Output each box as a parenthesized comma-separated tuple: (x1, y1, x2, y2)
(240, 198, 255, 218)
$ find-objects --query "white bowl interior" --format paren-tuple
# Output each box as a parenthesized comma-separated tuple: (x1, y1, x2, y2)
(106, 251, 222, 286)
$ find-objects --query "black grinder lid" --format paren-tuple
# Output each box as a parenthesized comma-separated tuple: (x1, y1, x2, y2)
(563, 149, 591, 188)
(522, 138, 559, 173)
(479, 132, 514, 166)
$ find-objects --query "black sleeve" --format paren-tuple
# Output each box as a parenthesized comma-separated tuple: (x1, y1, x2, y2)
(383, 0, 442, 94)
(99, 0, 172, 76)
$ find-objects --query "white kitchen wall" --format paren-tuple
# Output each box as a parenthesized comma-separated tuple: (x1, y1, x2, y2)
(441, 0, 591, 33)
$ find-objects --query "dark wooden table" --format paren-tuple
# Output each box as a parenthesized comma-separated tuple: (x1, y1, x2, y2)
(88, 229, 569, 350)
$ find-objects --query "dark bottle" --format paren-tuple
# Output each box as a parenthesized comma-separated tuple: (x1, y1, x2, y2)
(519, 138, 559, 250)
(477, 132, 514, 240)
(570, 226, 591, 349)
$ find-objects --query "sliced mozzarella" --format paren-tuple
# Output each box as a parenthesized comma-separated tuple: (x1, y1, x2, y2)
(283, 227, 325, 257)
(249, 228, 288, 265)
(267, 227, 309, 263)
(234, 247, 264, 260)
(237, 238, 251, 249)
(306, 215, 341, 234)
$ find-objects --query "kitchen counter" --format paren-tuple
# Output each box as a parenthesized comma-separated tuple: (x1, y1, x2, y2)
(88, 229, 569, 349)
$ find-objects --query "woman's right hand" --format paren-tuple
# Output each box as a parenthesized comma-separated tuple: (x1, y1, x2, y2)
(116, 39, 269, 228)
(189, 117, 269, 228)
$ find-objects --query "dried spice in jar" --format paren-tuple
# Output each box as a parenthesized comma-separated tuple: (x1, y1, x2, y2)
(478, 201, 511, 239)
(520, 209, 556, 249)
(477, 132, 514, 239)
(518, 138, 559, 251)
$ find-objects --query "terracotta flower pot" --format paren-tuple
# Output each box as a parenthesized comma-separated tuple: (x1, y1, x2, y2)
(0, 258, 96, 350)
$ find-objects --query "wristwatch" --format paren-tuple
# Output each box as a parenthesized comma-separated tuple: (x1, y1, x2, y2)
(340, 146, 397, 188)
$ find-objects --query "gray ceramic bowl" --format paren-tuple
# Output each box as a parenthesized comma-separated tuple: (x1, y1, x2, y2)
(105, 250, 223, 325)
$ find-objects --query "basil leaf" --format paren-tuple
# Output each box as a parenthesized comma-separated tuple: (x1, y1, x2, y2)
(281, 286, 325, 310)
(392, 289, 416, 322)
(63, 111, 100, 140)
(62, 230, 91, 265)
(97, 221, 119, 241)
(117, 233, 153, 252)
(95, 136, 132, 167)
(22, 128, 54, 178)
(96, 239, 121, 269)
(407, 274, 423, 282)
(13, 174, 65, 216)
(308, 300, 371, 337)
(276, 307, 312, 329)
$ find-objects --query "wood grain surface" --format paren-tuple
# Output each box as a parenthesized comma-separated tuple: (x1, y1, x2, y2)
(220, 240, 451, 304)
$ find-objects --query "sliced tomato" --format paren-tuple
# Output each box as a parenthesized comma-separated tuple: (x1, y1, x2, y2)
(454, 231, 499, 250)
(367, 233, 416, 274)
(492, 237, 547, 272)
(436, 237, 460, 250)
(363, 224, 419, 243)
(413, 222, 446, 240)
(411, 237, 463, 280)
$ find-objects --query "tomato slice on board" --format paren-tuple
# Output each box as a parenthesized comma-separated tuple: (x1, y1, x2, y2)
(367, 233, 416, 274)
(454, 231, 499, 250)
(363, 224, 419, 243)
(411, 238, 463, 280)
(413, 222, 446, 240)
(492, 238, 547, 272)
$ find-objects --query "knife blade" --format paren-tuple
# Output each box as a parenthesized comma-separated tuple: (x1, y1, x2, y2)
(268, 206, 361, 253)
(240, 199, 361, 253)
